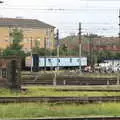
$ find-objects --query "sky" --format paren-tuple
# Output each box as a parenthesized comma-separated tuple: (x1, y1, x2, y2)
(0, 0, 120, 38)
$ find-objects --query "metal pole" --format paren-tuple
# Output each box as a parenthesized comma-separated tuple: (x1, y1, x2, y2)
(89, 35, 93, 68)
(117, 9, 120, 85)
(53, 29, 59, 86)
(44, 37, 47, 71)
(56, 29, 59, 71)
(119, 9, 120, 45)
(57, 47, 60, 67)
(79, 22, 82, 73)
(30, 37, 33, 72)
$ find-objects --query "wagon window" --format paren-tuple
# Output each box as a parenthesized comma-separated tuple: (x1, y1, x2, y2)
(77, 59, 80, 62)
(57, 59, 60, 63)
(48, 59, 51, 63)
(70, 58, 72, 63)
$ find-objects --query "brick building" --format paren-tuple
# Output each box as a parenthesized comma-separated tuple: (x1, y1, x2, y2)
(0, 18, 55, 52)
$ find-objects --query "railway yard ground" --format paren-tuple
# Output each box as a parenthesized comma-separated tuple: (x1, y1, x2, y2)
(1, 102, 120, 118)
(1, 72, 120, 119)
(1, 85, 120, 97)
(22, 71, 120, 86)
(0, 85, 120, 118)
(21, 71, 118, 79)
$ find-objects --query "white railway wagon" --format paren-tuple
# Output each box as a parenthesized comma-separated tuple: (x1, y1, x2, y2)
(25, 55, 87, 71)
(39, 57, 87, 67)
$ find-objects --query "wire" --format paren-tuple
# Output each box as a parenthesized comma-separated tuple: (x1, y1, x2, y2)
(60, 22, 116, 25)
(0, 7, 119, 11)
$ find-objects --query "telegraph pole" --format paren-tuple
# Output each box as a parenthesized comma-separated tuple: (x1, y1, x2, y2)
(79, 22, 82, 73)
(53, 29, 59, 86)
(44, 37, 47, 71)
(89, 35, 92, 66)
(56, 29, 59, 71)
(89, 34, 94, 69)
(119, 9, 120, 46)
(117, 9, 120, 85)
(30, 37, 33, 72)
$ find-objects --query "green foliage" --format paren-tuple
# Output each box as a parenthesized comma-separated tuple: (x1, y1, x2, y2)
(32, 40, 40, 54)
(92, 50, 118, 63)
(3, 48, 25, 57)
(59, 44, 68, 56)
(2, 28, 25, 57)
(32, 47, 52, 56)
(61, 34, 120, 64)
(0, 48, 3, 56)
(32, 40, 54, 56)
(10, 28, 23, 44)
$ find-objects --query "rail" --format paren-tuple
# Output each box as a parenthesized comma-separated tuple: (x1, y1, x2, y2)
(0, 96, 120, 103)
(8, 116, 120, 120)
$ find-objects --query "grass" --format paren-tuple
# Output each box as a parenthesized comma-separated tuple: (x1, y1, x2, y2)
(0, 86, 120, 118)
(1, 86, 120, 97)
(23, 86, 120, 97)
(79, 73, 117, 78)
(54, 85, 120, 90)
(0, 102, 120, 118)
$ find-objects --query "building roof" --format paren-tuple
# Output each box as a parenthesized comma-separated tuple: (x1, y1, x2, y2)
(0, 18, 55, 28)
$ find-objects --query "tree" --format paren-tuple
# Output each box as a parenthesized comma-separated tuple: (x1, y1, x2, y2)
(3, 28, 25, 57)
(32, 40, 52, 56)
(32, 40, 40, 54)
(59, 44, 68, 56)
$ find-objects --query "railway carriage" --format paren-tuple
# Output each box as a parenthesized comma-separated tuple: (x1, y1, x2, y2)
(25, 55, 87, 71)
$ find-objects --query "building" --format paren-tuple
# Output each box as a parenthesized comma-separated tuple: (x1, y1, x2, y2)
(0, 18, 55, 52)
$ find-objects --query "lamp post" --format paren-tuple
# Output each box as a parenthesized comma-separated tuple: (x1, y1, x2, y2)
(119, 9, 120, 45)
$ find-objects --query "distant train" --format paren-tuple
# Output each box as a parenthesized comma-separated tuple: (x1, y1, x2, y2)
(25, 54, 87, 71)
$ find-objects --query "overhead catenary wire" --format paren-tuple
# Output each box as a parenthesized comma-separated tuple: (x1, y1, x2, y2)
(0, 7, 120, 12)
(0, 4, 118, 37)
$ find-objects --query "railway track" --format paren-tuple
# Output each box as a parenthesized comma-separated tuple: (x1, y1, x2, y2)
(55, 89, 120, 92)
(1, 96, 120, 103)
(6, 117, 120, 120)
(22, 78, 118, 86)
(22, 73, 119, 86)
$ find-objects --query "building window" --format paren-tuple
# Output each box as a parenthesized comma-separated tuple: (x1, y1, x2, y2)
(77, 59, 80, 62)
(5, 40, 8, 42)
(2, 68, 7, 78)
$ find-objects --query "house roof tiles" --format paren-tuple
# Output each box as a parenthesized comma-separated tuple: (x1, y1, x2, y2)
(0, 18, 55, 28)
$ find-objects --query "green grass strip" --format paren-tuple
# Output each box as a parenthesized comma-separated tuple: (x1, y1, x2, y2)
(0, 102, 120, 118)
(1, 86, 120, 97)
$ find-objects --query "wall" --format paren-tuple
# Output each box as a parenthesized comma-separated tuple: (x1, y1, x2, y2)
(0, 27, 10, 49)
(0, 27, 55, 52)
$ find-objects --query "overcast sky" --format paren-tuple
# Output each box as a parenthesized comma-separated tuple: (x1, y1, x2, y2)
(0, 0, 120, 38)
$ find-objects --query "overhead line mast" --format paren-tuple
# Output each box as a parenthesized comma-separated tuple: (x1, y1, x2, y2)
(56, 29, 59, 71)
(79, 22, 82, 74)
(119, 9, 120, 46)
